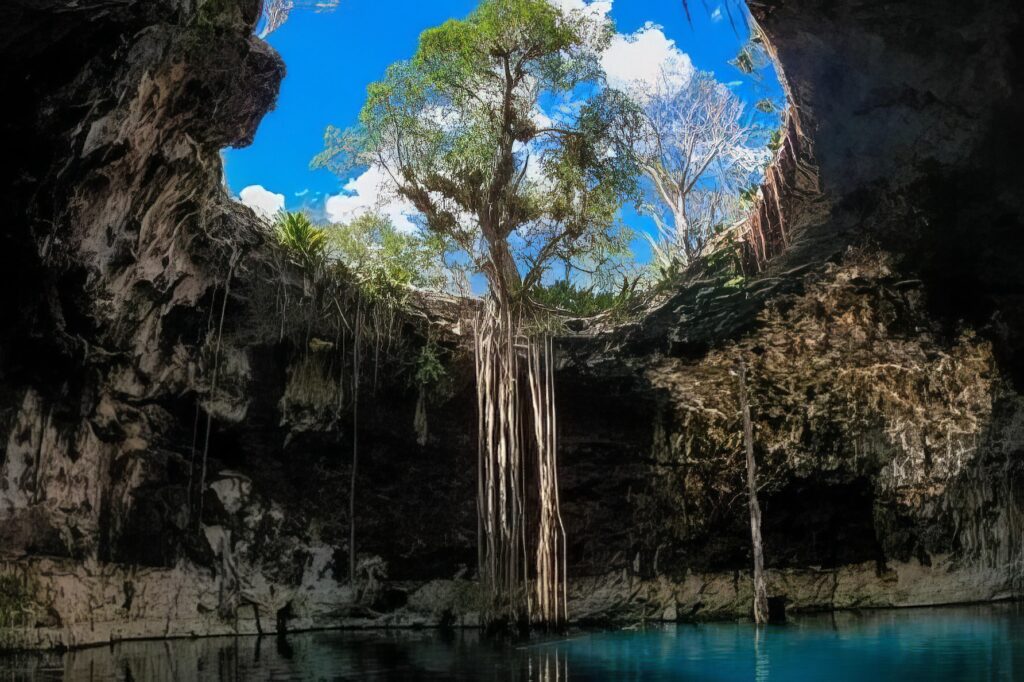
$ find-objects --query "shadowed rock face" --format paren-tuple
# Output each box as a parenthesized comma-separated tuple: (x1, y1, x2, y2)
(0, 0, 281, 561)
(1, 0, 1024, 649)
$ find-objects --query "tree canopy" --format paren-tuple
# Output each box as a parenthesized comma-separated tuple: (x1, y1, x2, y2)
(327, 213, 448, 294)
(313, 0, 641, 303)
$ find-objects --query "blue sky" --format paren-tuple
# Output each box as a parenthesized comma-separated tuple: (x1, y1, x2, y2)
(223, 0, 783, 268)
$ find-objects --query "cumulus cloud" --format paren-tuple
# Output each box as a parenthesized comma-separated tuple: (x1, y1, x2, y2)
(239, 185, 285, 219)
(547, 0, 612, 23)
(531, 105, 555, 131)
(320, 1, 711, 238)
(324, 166, 420, 234)
(601, 22, 695, 99)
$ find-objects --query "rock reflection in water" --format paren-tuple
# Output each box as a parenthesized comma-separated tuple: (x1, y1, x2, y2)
(2, 603, 1024, 680)
(1, 630, 553, 681)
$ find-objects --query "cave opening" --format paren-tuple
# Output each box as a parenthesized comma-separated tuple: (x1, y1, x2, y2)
(212, 0, 792, 631)
(225, 0, 790, 302)
(14, 0, 1024, 663)
(11, 0, 1024, 668)
(201, 0, 790, 626)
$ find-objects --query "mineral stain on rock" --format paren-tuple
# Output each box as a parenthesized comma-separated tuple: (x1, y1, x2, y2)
(1, 0, 1024, 653)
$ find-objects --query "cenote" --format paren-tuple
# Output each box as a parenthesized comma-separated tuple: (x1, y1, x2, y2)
(3, 0, 1024, 679)
(3, 605, 1023, 680)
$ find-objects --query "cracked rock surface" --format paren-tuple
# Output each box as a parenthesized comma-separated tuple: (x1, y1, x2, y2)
(2, 0, 1024, 649)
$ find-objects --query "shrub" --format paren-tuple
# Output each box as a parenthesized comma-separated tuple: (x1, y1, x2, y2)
(275, 211, 328, 271)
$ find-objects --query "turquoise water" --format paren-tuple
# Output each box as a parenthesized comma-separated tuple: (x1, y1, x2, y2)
(2, 603, 1023, 680)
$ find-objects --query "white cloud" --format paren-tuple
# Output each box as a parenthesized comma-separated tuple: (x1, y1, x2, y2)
(710, 6, 723, 22)
(239, 185, 285, 219)
(601, 22, 695, 100)
(531, 105, 555, 131)
(324, 166, 420, 234)
(294, 188, 309, 197)
(547, 0, 613, 23)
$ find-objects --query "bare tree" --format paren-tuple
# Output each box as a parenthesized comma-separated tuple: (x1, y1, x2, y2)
(628, 70, 763, 271)
(258, 0, 340, 40)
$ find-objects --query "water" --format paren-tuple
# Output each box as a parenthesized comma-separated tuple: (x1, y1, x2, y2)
(3, 604, 1023, 680)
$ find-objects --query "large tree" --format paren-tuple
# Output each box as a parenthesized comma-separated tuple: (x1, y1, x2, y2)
(314, 0, 637, 304)
(314, 0, 638, 629)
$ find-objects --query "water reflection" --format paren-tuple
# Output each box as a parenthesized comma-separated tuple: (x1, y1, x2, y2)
(2, 603, 1023, 680)
(753, 626, 769, 682)
(527, 647, 569, 682)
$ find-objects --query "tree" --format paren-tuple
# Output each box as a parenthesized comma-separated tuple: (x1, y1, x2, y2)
(314, 0, 638, 629)
(258, 0, 340, 40)
(626, 69, 764, 273)
(327, 213, 448, 295)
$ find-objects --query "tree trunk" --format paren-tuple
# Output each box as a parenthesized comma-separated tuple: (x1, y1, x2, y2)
(485, 236, 523, 300)
(738, 358, 769, 625)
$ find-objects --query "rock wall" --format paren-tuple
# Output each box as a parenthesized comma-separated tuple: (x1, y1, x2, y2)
(2, 0, 1024, 649)
(554, 0, 1024, 615)
(553, 0, 1024, 615)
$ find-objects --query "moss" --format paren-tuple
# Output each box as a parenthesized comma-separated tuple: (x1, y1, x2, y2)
(0, 574, 38, 629)
(281, 353, 341, 424)
(193, 0, 244, 30)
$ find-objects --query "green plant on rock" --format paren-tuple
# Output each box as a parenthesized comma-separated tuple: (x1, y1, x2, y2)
(326, 213, 447, 304)
(414, 340, 446, 388)
(730, 36, 771, 77)
(275, 210, 328, 271)
(529, 278, 642, 319)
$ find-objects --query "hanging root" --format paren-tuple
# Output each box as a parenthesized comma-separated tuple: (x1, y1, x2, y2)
(474, 299, 527, 624)
(193, 247, 241, 532)
(527, 334, 567, 628)
(738, 358, 769, 625)
(474, 298, 567, 630)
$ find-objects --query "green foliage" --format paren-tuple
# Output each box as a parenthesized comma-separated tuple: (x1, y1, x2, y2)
(702, 233, 746, 284)
(0, 574, 35, 628)
(732, 48, 755, 74)
(739, 184, 761, 210)
(647, 219, 748, 291)
(314, 0, 640, 302)
(275, 211, 328, 270)
(273, 209, 446, 307)
(529, 278, 640, 318)
(326, 213, 447, 302)
(645, 210, 736, 286)
(414, 340, 446, 386)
